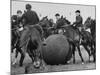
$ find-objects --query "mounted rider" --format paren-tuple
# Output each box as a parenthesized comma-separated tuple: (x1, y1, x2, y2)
(21, 4, 39, 26)
(11, 10, 23, 37)
(11, 10, 22, 28)
(73, 10, 83, 32)
(20, 4, 40, 47)
(55, 13, 65, 34)
(11, 10, 23, 54)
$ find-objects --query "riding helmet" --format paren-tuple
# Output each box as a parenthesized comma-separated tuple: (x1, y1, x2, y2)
(55, 13, 60, 16)
(75, 10, 80, 13)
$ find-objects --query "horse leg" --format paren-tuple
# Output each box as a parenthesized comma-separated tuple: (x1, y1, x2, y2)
(77, 44, 84, 63)
(11, 46, 14, 53)
(34, 44, 44, 68)
(73, 45, 76, 64)
(19, 48, 25, 67)
(93, 51, 96, 62)
(93, 43, 96, 62)
(91, 42, 96, 62)
(15, 48, 19, 58)
(12, 48, 19, 65)
(28, 49, 34, 63)
(83, 44, 91, 62)
(29, 54, 34, 63)
(11, 43, 16, 53)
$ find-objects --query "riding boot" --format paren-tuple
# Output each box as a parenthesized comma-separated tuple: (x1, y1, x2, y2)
(77, 45, 84, 63)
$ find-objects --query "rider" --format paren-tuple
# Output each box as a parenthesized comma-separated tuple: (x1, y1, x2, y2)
(55, 13, 63, 28)
(11, 10, 23, 37)
(73, 10, 83, 31)
(11, 15, 18, 29)
(16, 10, 23, 28)
(20, 4, 40, 47)
(21, 4, 39, 26)
(11, 10, 23, 54)
(55, 13, 65, 34)
(17, 10, 22, 23)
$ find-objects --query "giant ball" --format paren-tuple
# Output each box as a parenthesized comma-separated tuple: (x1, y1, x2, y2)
(42, 34, 72, 65)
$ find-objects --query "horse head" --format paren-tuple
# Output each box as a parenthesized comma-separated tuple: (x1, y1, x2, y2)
(39, 16, 50, 27)
(84, 17, 92, 30)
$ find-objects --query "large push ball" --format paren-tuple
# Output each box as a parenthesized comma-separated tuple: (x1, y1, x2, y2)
(42, 34, 71, 65)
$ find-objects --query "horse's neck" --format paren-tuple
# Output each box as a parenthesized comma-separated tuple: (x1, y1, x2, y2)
(68, 25, 76, 30)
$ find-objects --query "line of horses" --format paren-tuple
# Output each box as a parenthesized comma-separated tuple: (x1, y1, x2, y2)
(11, 16, 96, 68)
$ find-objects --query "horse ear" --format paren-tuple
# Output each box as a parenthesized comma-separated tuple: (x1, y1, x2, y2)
(61, 15, 63, 19)
(24, 10, 26, 13)
(88, 16, 91, 20)
(46, 16, 48, 18)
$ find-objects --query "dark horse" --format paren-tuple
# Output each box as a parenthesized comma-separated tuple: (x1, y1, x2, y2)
(39, 16, 51, 39)
(82, 17, 96, 62)
(55, 17, 96, 63)
(12, 16, 53, 66)
(62, 25, 84, 64)
(11, 15, 19, 53)
(63, 24, 95, 63)
(38, 16, 58, 39)
(12, 16, 54, 66)
(39, 17, 83, 64)
(15, 24, 44, 67)
(11, 15, 21, 60)
(47, 16, 84, 64)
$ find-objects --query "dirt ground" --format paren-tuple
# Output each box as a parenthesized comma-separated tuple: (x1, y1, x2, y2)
(11, 46, 96, 75)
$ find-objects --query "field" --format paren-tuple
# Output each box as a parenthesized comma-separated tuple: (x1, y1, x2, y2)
(11, 46, 96, 75)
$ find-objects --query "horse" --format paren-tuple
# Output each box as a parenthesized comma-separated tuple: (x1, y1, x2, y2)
(54, 16, 96, 63)
(80, 29, 94, 62)
(12, 16, 53, 66)
(38, 16, 50, 39)
(12, 16, 55, 67)
(11, 15, 21, 53)
(62, 25, 84, 64)
(11, 15, 25, 65)
(48, 16, 84, 63)
(14, 24, 44, 67)
(39, 16, 56, 39)
(62, 22, 95, 63)
(82, 17, 96, 62)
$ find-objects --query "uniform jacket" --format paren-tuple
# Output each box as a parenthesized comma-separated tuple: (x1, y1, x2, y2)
(74, 15, 83, 27)
(21, 10, 39, 26)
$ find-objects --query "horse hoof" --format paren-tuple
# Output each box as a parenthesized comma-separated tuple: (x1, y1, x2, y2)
(82, 62, 84, 64)
(33, 61, 41, 68)
(67, 61, 71, 64)
(12, 60, 17, 65)
(12, 62, 16, 65)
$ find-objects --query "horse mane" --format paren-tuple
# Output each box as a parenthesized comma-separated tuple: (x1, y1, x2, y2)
(33, 24, 44, 35)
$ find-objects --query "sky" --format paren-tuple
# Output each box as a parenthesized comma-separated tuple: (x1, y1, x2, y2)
(11, 1, 96, 23)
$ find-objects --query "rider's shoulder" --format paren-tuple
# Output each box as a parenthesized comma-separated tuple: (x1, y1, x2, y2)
(76, 15, 83, 19)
